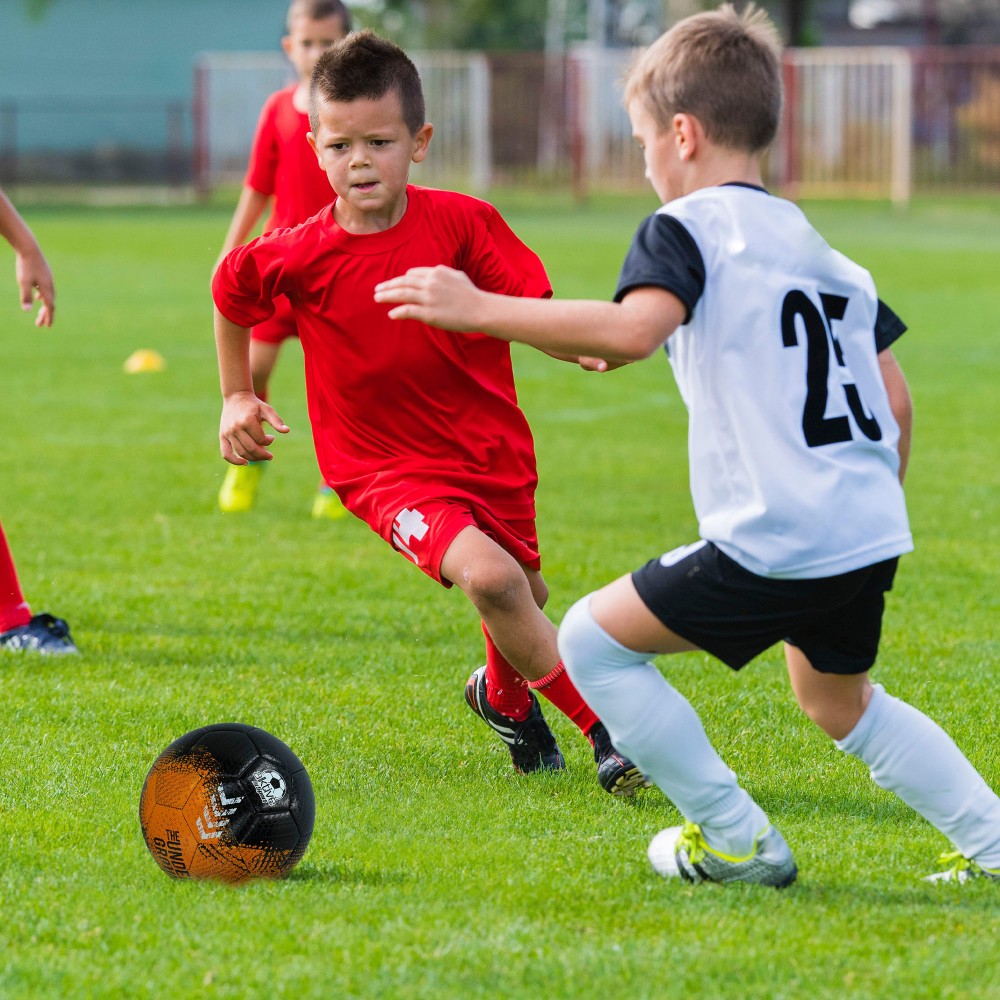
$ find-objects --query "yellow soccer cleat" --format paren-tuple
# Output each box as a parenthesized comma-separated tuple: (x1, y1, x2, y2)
(218, 463, 264, 513)
(311, 485, 348, 521)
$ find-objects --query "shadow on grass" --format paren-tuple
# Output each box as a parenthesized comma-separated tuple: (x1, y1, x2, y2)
(284, 859, 412, 887)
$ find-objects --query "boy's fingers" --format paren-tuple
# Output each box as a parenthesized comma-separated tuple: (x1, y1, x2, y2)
(261, 405, 290, 433)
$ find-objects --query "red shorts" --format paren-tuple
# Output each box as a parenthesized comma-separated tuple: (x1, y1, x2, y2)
(384, 499, 541, 587)
(251, 294, 298, 345)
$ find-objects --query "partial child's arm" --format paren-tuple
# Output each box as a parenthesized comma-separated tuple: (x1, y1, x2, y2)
(374, 265, 683, 361)
(215, 306, 289, 465)
(878, 347, 912, 484)
(216, 186, 271, 267)
(0, 187, 55, 327)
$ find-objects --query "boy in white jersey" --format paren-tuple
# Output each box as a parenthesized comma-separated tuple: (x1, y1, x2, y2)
(375, 3, 1000, 886)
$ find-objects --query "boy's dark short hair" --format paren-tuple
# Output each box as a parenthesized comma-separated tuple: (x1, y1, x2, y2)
(288, 0, 352, 32)
(624, 3, 783, 153)
(309, 29, 425, 135)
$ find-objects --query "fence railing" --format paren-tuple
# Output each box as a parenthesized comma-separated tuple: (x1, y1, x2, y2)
(2, 47, 1000, 202)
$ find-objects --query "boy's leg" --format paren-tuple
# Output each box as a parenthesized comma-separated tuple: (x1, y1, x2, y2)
(0, 520, 77, 655)
(441, 526, 556, 679)
(443, 525, 645, 791)
(786, 646, 1000, 878)
(559, 575, 796, 885)
(0, 521, 31, 633)
(562, 576, 769, 853)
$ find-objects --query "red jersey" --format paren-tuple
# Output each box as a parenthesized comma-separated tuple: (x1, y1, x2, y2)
(213, 186, 552, 533)
(245, 84, 333, 232)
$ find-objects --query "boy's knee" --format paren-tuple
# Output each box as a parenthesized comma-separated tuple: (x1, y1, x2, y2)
(795, 678, 873, 741)
(460, 558, 526, 614)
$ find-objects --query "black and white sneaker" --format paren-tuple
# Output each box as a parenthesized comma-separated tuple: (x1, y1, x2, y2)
(0, 613, 78, 655)
(589, 721, 651, 797)
(465, 665, 565, 775)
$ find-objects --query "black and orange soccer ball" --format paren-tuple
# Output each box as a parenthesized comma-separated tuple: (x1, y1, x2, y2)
(139, 723, 315, 883)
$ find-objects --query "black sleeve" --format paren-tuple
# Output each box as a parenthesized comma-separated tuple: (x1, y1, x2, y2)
(614, 214, 706, 322)
(875, 299, 906, 352)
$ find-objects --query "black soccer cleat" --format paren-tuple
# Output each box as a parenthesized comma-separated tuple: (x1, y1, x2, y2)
(465, 665, 565, 775)
(589, 721, 651, 797)
(0, 612, 78, 655)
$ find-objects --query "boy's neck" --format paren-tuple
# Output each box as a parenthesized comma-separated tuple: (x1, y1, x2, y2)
(683, 149, 764, 196)
(334, 190, 410, 235)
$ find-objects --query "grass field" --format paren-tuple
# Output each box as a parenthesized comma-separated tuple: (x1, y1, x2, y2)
(0, 193, 998, 999)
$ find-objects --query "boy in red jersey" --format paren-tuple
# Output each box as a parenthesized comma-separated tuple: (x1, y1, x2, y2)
(213, 31, 646, 794)
(0, 185, 77, 655)
(216, 0, 351, 518)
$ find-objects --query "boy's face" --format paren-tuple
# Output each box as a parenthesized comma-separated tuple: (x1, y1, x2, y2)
(629, 98, 682, 204)
(282, 15, 347, 84)
(307, 91, 432, 229)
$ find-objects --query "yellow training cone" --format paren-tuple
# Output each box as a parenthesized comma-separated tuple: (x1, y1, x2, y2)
(124, 349, 166, 373)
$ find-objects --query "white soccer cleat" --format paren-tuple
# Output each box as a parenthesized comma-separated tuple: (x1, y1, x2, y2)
(648, 820, 798, 888)
(924, 851, 1000, 884)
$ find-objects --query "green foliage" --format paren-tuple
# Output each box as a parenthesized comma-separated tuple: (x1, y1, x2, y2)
(362, 0, 588, 51)
(0, 195, 998, 998)
(23, 0, 57, 21)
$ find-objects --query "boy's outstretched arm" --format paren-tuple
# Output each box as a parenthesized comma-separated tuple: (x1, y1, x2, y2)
(0, 186, 55, 327)
(215, 306, 290, 465)
(374, 266, 683, 362)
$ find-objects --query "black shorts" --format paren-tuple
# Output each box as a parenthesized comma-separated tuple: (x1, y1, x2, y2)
(631, 541, 899, 675)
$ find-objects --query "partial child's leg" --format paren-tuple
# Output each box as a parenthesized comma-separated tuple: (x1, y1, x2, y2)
(441, 526, 559, 682)
(786, 646, 1000, 875)
(444, 526, 645, 791)
(0, 521, 31, 633)
(560, 576, 772, 858)
(444, 527, 599, 728)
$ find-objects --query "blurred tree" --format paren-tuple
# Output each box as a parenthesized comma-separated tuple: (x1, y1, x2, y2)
(783, 0, 812, 45)
(24, 0, 57, 20)
(373, 0, 553, 49)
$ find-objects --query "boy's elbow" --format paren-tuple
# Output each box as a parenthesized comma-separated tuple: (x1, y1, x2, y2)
(620, 327, 666, 361)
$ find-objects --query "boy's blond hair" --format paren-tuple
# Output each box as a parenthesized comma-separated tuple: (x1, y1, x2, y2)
(624, 3, 783, 153)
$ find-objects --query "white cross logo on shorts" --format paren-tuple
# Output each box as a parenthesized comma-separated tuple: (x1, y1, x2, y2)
(393, 507, 429, 564)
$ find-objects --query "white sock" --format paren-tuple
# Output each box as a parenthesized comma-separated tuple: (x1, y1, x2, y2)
(836, 684, 1000, 869)
(559, 596, 768, 857)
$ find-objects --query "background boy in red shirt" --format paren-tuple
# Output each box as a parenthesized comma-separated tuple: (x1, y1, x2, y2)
(0, 185, 77, 655)
(216, 0, 351, 518)
(213, 31, 645, 794)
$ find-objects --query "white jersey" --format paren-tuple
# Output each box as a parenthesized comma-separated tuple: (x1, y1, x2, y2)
(618, 185, 912, 578)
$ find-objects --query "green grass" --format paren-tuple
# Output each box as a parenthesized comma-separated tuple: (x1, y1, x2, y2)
(0, 195, 998, 999)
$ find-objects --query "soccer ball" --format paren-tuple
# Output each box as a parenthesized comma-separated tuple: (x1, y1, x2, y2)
(139, 723, 315, 883)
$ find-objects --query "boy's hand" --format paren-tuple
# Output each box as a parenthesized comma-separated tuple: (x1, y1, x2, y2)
(219, 391, 290, 465)
(16, 247, 55, 327)
(577, 356, 631, 372)
(374, 266, 482, 331)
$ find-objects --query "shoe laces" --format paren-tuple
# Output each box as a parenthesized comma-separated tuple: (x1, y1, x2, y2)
(677, 822, 709, 865)
(933, 850, 982, 877)
(513, 711, 556, 752)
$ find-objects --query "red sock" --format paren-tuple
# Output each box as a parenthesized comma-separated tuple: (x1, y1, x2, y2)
(528, 661, 600, 738)
(482, 623, 532, 721)
(0, 521, 32, 633)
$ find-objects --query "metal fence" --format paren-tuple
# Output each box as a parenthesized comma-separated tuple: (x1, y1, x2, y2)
(2, 46, 1000, 202)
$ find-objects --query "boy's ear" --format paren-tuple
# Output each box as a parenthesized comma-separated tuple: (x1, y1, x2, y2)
(411, 123, 434, 164)
(306, 132, 321, 163)
(674, 113, 698, 161)
(281, 35, 293, 58)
